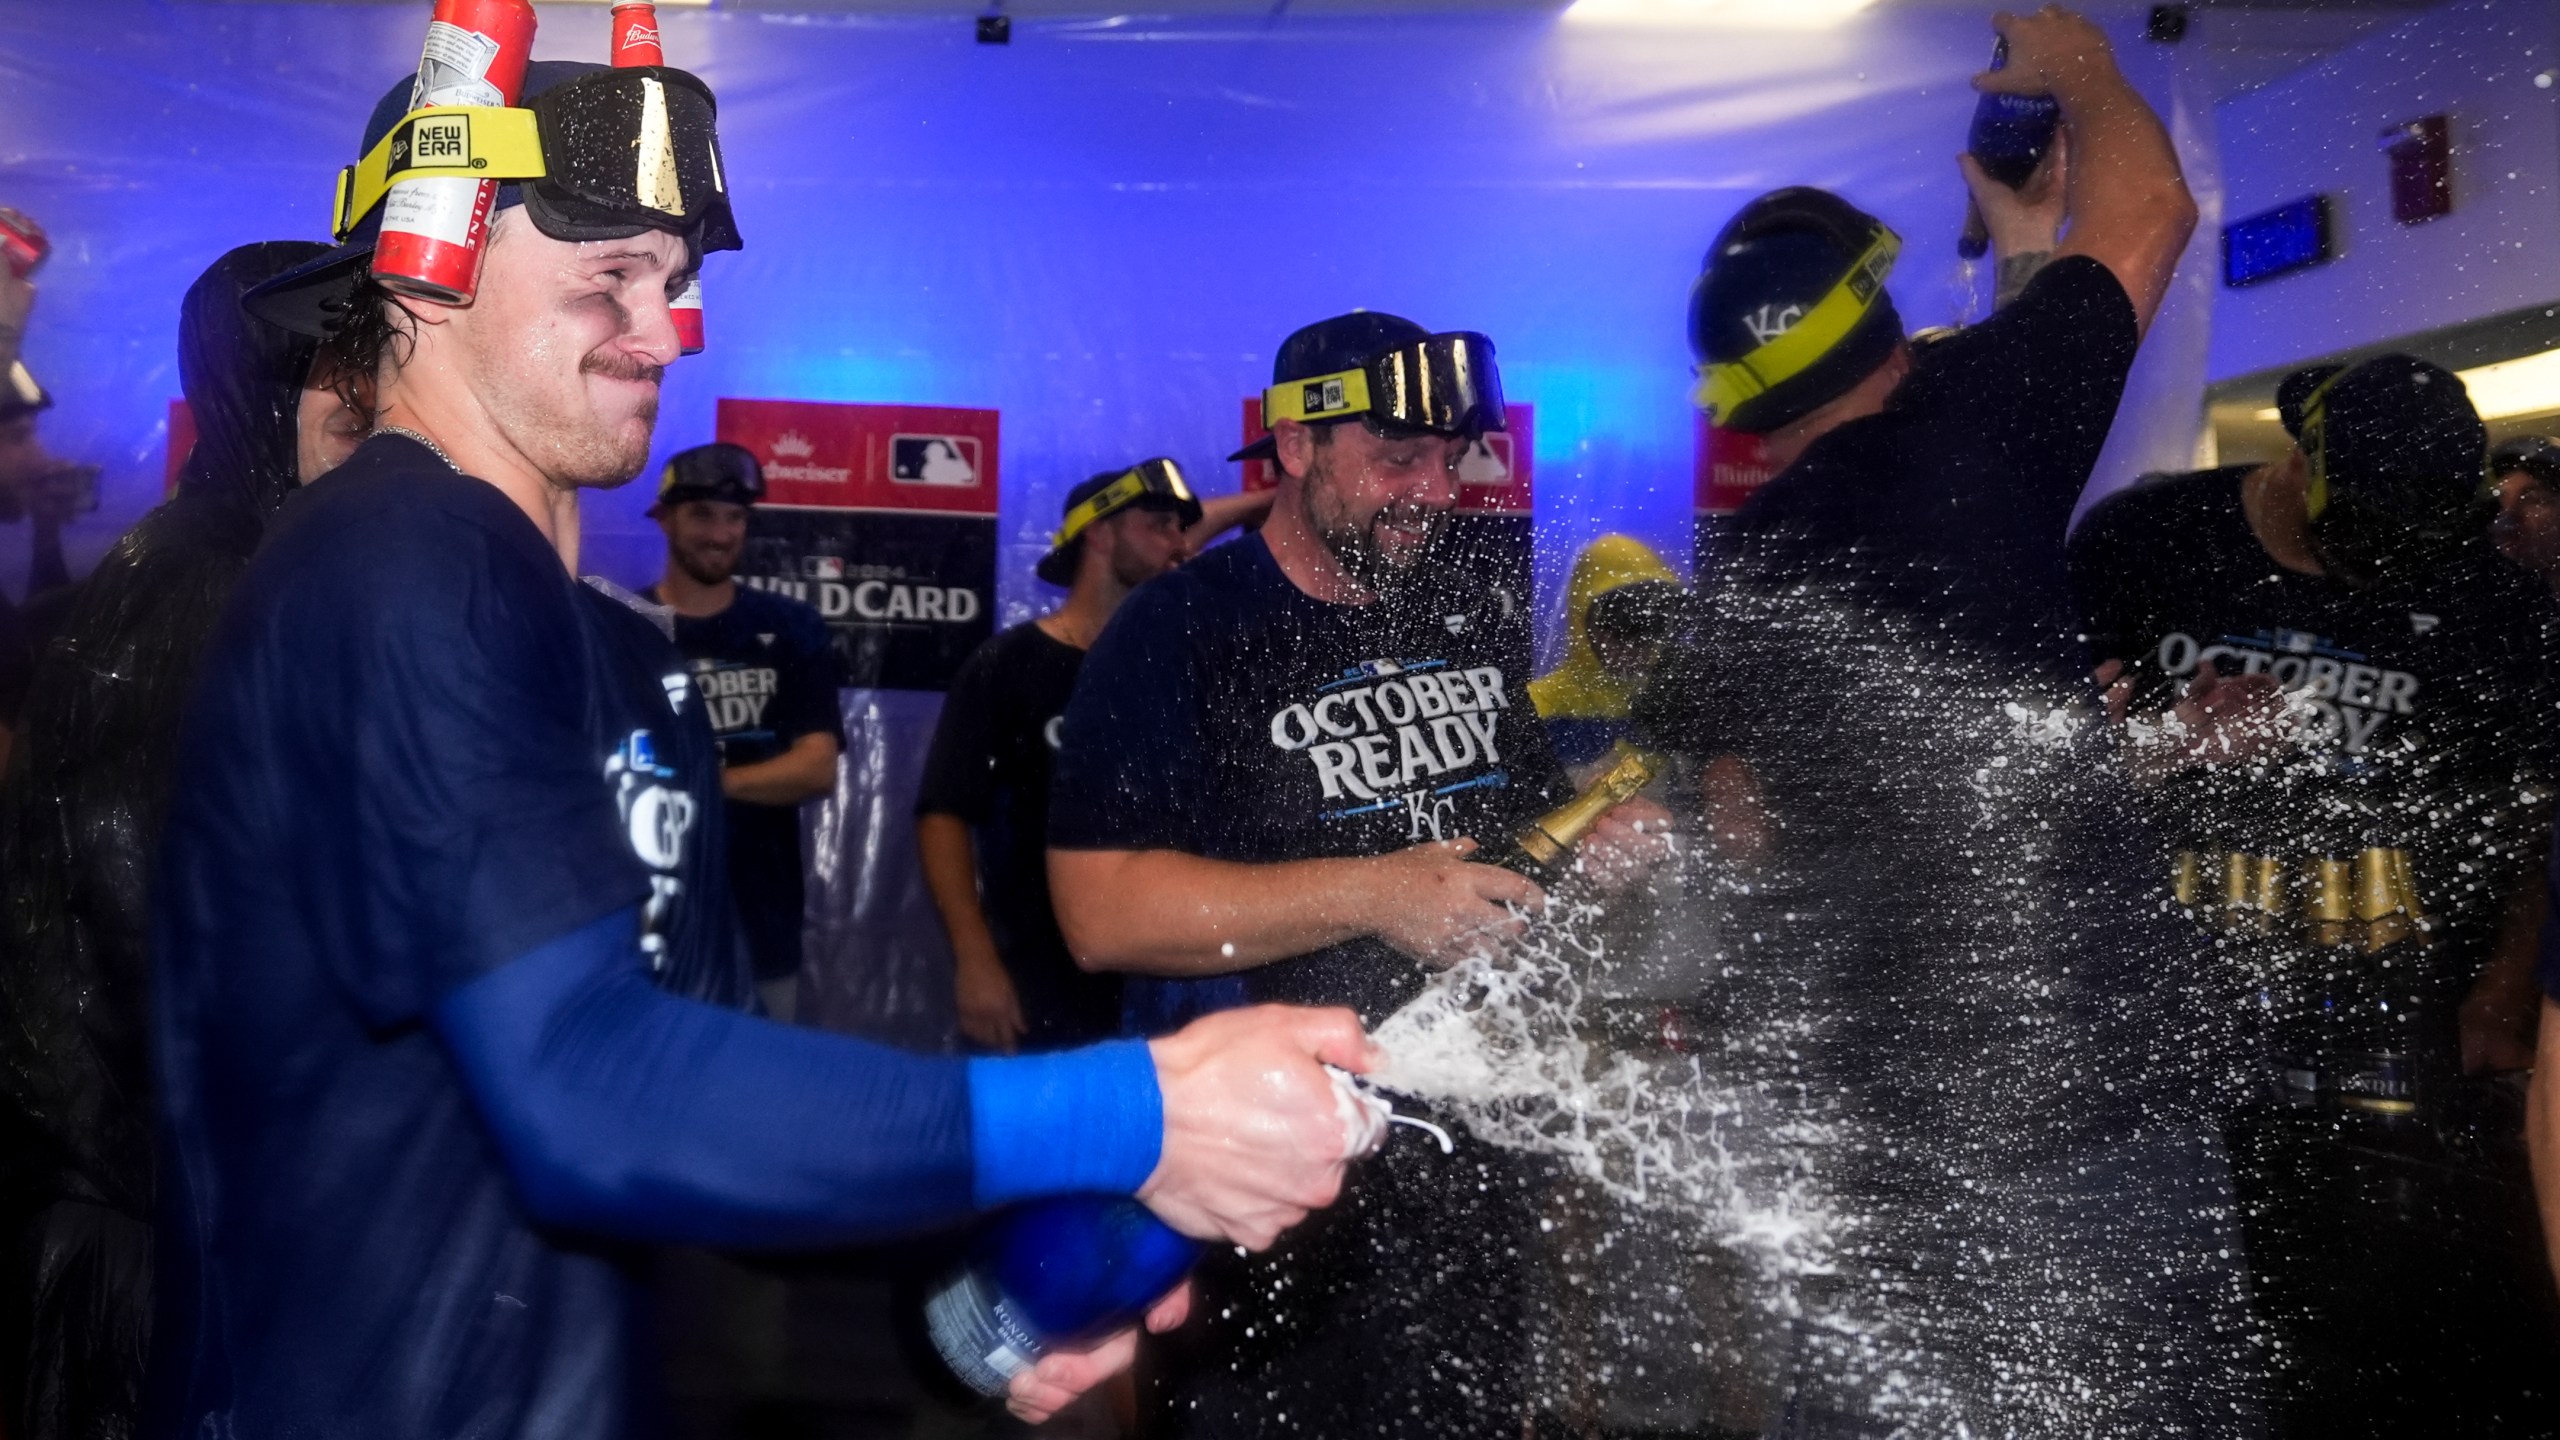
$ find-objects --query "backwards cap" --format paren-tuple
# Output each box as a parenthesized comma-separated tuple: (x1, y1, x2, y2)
(1689, 187, 1904, 435)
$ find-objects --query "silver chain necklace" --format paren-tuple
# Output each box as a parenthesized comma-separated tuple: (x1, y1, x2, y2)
(378, 424, 456, 471)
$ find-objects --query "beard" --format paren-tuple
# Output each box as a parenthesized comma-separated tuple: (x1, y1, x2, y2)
(676, 542, 738, 587)
(1304, 455, 1444, 596)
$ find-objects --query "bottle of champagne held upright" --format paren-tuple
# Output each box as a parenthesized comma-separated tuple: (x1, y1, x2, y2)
(920, 752, 1663, 1397)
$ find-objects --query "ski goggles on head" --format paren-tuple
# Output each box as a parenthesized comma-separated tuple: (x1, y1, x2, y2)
(333, 66, 740, 254)
(1692, 225, 1901, 422)
(1053, 458, 1201, 549)
(1260, 331, 1507, 439)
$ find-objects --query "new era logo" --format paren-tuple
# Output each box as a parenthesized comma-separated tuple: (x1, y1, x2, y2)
(1303, 378, 1348, 415)
(391, 114, 471, 173)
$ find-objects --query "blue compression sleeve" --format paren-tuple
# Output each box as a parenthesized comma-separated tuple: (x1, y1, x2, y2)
(967, 1041, 1162, 1209)
(431, 907, 1158, 1248)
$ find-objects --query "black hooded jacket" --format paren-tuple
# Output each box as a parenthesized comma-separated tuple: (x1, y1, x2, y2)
(0, 240, 325, 1440)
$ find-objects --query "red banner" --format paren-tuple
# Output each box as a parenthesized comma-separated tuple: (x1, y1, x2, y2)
(1695, 413, 1778, 518)
(717, 399, 999, 517)
(1238, 399, 1534, 516)
(713, 398, 1000, 693)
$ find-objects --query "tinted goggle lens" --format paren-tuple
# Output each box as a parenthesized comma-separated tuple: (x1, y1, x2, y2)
(1370, 332, 1504, 435)
(531, 68, 738, 251)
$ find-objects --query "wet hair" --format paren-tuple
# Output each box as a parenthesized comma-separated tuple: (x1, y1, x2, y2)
(326, 274, 413, 432)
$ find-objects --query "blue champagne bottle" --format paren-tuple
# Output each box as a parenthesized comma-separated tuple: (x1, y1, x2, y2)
(1959, 37, 2060, 258)
(923, 1194, 1205, 1396)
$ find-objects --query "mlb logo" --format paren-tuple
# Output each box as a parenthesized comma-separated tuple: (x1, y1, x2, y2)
(2275, 629, 2317, 654)
(804, 555, 845, 580)
(1457, 433, 1513, 487)
(890, 435, 981, 487)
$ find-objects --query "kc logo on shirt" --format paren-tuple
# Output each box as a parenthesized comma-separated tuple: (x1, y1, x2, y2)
(1266, 658, 1513, 839)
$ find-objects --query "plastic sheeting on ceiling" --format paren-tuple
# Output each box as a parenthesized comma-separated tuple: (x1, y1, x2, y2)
(0, 0, 2208, 641)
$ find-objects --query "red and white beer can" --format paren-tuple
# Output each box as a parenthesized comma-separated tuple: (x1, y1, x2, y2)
(372, 0, 538, 305)
(611, 2, 666, 67)
(613, 3, 700, 352)
(670, 275, 704, 355)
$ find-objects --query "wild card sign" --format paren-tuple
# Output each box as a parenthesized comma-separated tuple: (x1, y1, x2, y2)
(716, 398, 999, 691)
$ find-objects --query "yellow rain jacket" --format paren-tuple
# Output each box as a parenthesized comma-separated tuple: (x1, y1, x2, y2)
(1530, 534, 1679, 765)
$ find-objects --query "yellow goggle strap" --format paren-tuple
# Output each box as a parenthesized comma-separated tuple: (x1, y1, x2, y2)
(1261, 367, 1375, 429)
(2300, 369, 2343, 521)
(1052, 462, 1196, 549)
(333, 105, 549, 241)
(1692, 227, 1903, 422)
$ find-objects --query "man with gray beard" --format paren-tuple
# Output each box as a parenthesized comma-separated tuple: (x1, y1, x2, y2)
(1048, 312, 1668, 1436)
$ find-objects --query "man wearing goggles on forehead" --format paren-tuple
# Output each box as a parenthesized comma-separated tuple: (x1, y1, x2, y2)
(1047, 314, 1669, 1434)
(150, 59, 1373, 1440)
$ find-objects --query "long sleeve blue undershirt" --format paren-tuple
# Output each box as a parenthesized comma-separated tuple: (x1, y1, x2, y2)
(431, 906, 1164, 1249)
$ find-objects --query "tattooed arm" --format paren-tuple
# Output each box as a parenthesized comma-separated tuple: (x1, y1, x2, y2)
(1962, 127, 2070, 311)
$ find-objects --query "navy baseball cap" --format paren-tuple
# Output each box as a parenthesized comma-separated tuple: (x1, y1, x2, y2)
(1228, 311, 1505, 461)
(653, 442, 764, 512)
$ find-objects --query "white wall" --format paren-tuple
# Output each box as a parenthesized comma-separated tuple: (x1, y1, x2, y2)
(2211, 0, 2560, 381)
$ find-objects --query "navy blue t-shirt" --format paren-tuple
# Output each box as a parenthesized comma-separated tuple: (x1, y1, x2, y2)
(1049, 532, 1569, 1026)
(1635, 258, 2222, 1136)
(648, 582, 842, 982)
(149, 435, 744, 1440)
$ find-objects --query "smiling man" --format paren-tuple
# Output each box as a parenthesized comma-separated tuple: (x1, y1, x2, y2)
(1046, 312, 1667, 1436)
(645, 442, 842, 1020)
(147, 61, 1374, 1440)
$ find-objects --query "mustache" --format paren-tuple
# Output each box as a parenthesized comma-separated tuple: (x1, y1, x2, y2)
(582, 350, 666, 385)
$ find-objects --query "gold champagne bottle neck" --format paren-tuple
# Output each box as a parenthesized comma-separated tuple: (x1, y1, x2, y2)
(1510, 746, 1658, 874)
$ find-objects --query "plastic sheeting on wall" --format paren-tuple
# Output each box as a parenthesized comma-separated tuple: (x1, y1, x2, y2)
(0, 0, 2211, 1050)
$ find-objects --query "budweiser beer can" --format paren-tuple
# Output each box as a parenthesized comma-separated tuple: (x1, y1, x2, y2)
(0, 208, 48, 280)
(611, 3, 666, 67)
(372, 0, 538, 305)
(671, 275, 704, 355)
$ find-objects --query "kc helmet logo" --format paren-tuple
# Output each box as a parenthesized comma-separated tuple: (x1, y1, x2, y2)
(1743, 303, 1804, 347)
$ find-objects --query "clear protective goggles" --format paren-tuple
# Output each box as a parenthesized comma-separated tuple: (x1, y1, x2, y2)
(1260, 331, 1507, 439)
(335, 66, 740, 254)
(1053, 458, 1201, 549)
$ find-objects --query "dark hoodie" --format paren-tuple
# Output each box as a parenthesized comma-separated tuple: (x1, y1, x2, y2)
(0, 241, 325, 1440)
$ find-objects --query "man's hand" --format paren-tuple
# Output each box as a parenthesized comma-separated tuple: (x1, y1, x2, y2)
(1139, 1004, 1377, 1250)
(1004, 1282, 1191, 1424)
(1362, 839, 1546, 967)
(1976, 5, 2119, 103)
(1698, 754, 1769, 866)
(954, 939, 1027, 1054)
(1571, 798, 1677, 894)
(1961, 128, 2070, 307)
(2097, 658, 2292, 779)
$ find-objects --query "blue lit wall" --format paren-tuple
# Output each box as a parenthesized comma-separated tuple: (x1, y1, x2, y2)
(0, 1, 2188, 652)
